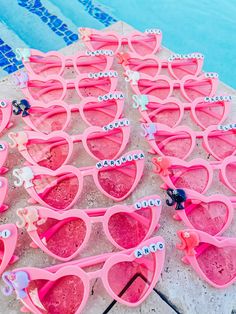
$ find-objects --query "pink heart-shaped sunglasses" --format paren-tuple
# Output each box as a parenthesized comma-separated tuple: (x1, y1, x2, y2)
(16, 194, 162, 261)
(142, 122, 236, 161)
(13, 150, 145, 210)
(17, 48, 114, 78)
(9, 118, 130, 169)
(2, 235, 165, 313)
(132, 95, 231, 130)
(117, 51, 204, 80)
(177, 229, 236, 288)
(79, 27, 162, 56)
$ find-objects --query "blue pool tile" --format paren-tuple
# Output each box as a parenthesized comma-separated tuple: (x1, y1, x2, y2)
(0, 58, 9, 66)
(4, 64, 18, 73)
(53, 18, 62, 27)
(0, 45, 11, 53)
(70, 34, 78, 41)
(5, 51, 15, 58)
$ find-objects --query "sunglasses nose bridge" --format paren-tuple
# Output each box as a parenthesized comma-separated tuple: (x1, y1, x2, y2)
(173, 81, 181, 88)
(120, 37, 128, 44)
(87, 269, 103, 280)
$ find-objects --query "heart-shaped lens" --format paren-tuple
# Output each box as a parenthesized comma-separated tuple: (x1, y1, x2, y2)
(169, 164, 209, 193)
(98, 161, 137, 199)
(29, 55, 62, 77)
(82, 99, 118, 127)
(28, 79, 64, 103)
(34, 173, 79, 210)
(131, 34, 158, 56)
(225, 161, 236, 192)
(108, 254, 155, 303)
(36, 217, 87, 259)
(194, 100, 225, 128)
(27, 275, 84, 314)
(86, 128, 124, 160)
(26, 136, 70, 170)
(184, 199, 228, 235)
(108, 207, 152, 249)
(78, 77, 112, 98)
(138, 79, 170, 100)
(197, 244, 236, 286)
(27, 105, 68, 134)
(207, 130, 236, 160)
(170, 59, 199, 80)
(184, 79, 212, 101)
(153, 130, 192, 159)
(147, 101, 181, 127)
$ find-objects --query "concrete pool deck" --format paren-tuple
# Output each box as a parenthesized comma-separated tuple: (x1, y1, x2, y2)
(0, 21, 235, 314)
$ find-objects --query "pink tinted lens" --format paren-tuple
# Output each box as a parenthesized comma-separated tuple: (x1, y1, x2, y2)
(131, 34, 157, 56)
(34, 173, 79, 210)
(184, 199, 228, 235)
(76, 55, 108, 73)
(29, 55, 62, 77)
(147, 101, 181, 127)
(83, 99, 118, 126)
(128, 58, 159, 77)
(138, 79, 170, 100)
(170, 59, 199, 79)
(86, 128, 124, 160)
(169, 165, 209, 193)
(28, 79, 64, 103)
(36, 217, 87, 258)
(78, 77, 112, 98)
(28, 105, 68, 134)
(225, 161, 236, 192)
(184, 79, 212, 101)
(98, 161, 137, 199)
(90, 34, 119, 52)
(108, 254, 155, 303)
(27, 276, 84, 314)
(197, 244, 236, 286)
(26, 137, 69, 170)
(154, 131, 192, 159)
(108, 207, 152, 248)
(207, 130, 236, 160)
(195, 100, 225, 128)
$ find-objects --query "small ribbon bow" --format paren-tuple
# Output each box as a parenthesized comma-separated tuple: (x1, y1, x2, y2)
(132, 94, 148, 111)
(124, 70, 140, 85)
(141, 123, 156, 140)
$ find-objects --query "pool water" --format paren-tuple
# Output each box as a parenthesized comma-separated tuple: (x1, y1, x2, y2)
(0, 0, 235, 88)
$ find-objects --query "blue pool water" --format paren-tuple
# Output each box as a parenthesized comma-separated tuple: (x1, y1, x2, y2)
(0, 0, 235, 88)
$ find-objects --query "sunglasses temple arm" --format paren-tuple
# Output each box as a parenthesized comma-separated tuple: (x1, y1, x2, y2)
(156, 134, 192, 150)
(194, 104, 224, 120)
(207, 134, 236, 147)
(229, 197, 236, 207)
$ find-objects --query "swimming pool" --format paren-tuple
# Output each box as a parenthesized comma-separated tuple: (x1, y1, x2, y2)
(0, 0, 235, 88)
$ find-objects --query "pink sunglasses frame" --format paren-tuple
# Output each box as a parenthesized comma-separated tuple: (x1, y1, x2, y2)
(176, 229, 236, 288)
(8, 119, 130, 168)
(2, 235, 165, 313)
(166, 189, 236, 236)
(132, 95, 231, 130)
(143, 122, 236, 161)
(79, 27, 162, 55)
(0, 224, 18, 275)
(117, 51, 204, 80)
(0, 177, 9, 213)
(13, 150, 145, 209)
(20, 73, 118, 104)
(0, 141, 9, 175)
(18, 48, 114, 78)
(16, 194, 162, 261)
(128, 72, 218, 102)
(152, 155, 236, 194)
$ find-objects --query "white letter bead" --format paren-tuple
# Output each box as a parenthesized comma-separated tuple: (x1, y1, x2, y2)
(156, 242, 165, 250)
(134, 249, 143, 258)
(141, 200, 148, 208)
(149, 243, 158, 252)
(0, 229, 11, 238)
(0, 101, 7, 107)
(134, 202, 142, 210)
(0, 143, 6, 151)
(142, 246, 150, 255)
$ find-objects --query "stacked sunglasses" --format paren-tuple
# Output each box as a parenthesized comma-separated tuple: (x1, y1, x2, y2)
(118, 41, 236, 288)
(0, 28, 168, 314)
